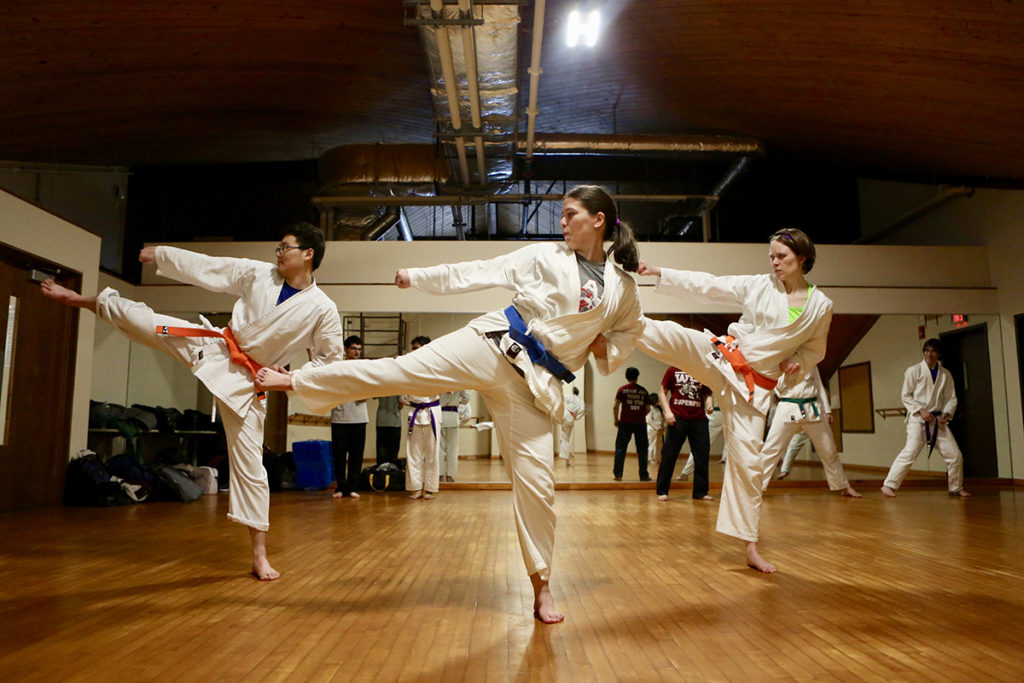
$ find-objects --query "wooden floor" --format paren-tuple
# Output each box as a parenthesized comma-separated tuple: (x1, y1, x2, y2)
(2, 485, 1023, 682)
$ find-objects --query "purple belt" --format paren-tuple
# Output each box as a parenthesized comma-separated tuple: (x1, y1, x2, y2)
(408, 400, 440, 437)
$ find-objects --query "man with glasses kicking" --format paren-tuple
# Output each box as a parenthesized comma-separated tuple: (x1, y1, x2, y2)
(42, 223, 344, 580)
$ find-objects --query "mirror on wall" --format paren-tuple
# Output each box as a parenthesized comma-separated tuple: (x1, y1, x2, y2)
(115, 310, 1013, 486)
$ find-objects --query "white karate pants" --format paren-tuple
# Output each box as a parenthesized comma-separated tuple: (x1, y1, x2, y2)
(293, 326, 557, 580)
(639, 319, 769, 542)
(647, 425, 664, 466)
(779, 432, 809, 475)
(559, 418, 577, 463)
(884, 421, 964, 493)
(95, 288, 270, 531)
(407, 424, 440, 493)
(439, 425, 460, 478)
(760, 418, 849, 492)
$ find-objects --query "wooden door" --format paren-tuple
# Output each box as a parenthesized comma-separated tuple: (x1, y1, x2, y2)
(0, 245, 80, 510)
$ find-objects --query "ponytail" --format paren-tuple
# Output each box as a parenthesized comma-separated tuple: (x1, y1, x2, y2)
(607, 218, 639, 272)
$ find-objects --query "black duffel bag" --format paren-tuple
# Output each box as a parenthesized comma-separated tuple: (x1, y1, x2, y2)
(358, 462, 405, 492)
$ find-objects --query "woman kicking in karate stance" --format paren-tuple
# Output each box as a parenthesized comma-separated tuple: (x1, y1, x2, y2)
(256, 185, 644, 623)
(638, 228, 831, 573)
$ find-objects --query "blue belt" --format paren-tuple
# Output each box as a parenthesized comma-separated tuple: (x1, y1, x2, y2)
(779, 397, 820, 419)
(408, 400, 439, 437)
(503, 305, 576, 383)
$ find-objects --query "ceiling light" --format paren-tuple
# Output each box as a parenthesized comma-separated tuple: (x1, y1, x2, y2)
(567, 9, 600, 48)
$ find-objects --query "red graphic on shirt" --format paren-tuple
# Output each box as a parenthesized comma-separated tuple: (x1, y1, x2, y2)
(579, 278, 600, 312)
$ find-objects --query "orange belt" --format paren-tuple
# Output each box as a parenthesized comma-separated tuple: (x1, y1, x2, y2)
(710, 335, 778, 402)
(156, 325, 266, 400)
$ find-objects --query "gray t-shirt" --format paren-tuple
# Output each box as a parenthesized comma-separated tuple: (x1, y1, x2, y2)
(375, 395, 402, 428)
(576, 254, 605, 312)
(331, 400, 368, 424)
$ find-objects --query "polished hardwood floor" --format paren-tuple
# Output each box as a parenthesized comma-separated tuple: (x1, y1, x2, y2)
(1, 483, 1022, 681)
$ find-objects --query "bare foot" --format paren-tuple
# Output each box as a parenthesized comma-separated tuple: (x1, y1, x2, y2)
(676, 474, 688, 481)
(409, 490, 423, 499)
(530, 573, 564, 624)
(254, 367, 293, 392)
(777, 471, 789, 480)
(40, 279, 96, 311)
(251, 557, 281, 581)
(332, 491, 345, 499)
(881, 485, 897, 498)
(349, 491, 360, 499)
(423, 492, 434, 500)
(695, 494, 715, 501)
(249, 528, 280, 581)
(657, 494, 668, 501)
(842, 486, 863, 498)
(745, 542, 777, 574)
(953, 489, 972, 497)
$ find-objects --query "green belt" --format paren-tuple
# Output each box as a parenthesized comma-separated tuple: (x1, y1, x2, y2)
(779, 397, 820, 419)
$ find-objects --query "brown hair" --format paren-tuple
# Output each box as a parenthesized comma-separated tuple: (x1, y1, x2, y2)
(564, 185, 639, 272)
(769, 227, 816, 273)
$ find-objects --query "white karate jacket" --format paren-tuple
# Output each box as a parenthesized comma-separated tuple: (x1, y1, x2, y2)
(439, 390, 471, 428)
(155, 246, 345, 417)
(408, 242, 644, 420)
(902, 360, 957, 423)
(654, 269, 833, 414)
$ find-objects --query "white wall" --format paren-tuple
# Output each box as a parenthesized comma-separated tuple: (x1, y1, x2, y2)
(859, 181, 1024, 480)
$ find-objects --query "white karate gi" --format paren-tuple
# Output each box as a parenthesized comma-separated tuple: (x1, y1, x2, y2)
(639, 269, 832, 542)
(646, 405, 665, 467)
(761, 367, 850, 490)
(439, 390, 470, 478)
(289, 242, 644, 580)
(96, 246, 344, 530)
(884, 360, 964, 492)
(405, 394, 442, 493)
(560, 391, 586, 463)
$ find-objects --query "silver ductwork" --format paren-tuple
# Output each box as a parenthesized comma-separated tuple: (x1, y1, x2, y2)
(410, 0, 520, 186)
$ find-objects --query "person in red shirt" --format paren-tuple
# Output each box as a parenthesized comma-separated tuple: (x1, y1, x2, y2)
(657, 367, 714, 501)
(612, 367, 651, 480)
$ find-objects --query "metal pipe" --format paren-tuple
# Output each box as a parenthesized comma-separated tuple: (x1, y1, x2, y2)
(458, 0, 487, 186)
(431, 0, 471, 185)
(312, 192, 718, 207)
(523, 0, 547, 163)
(521, 133, 765, 155)
(359, 207, 402, 241)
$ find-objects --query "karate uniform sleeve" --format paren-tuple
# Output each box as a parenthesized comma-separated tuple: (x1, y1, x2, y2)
(654, 268, 754, 307)
(594, 276, 645, 375)
(941, 370, 958, 417)
(305, 306, 346, 368)
(407, 246, 528, 294)
(154, 246, 264, 296)
(458, 390, 471, 406)
(902, 365, 925, 415)
(814, 368, 832, 412)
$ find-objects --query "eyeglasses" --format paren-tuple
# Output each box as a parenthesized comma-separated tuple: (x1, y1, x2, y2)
(275, 244, 302, 255)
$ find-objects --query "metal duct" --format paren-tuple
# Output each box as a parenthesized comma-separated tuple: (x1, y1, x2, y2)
(411, 1, 520, 186)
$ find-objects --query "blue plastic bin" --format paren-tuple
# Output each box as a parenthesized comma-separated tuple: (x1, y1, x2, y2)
(292, 439, 334, 490)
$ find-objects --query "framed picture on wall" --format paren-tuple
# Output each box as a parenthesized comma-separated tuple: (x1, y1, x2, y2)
(838, 361, 874, 433)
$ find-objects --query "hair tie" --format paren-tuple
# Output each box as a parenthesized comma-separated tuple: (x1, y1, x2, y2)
(615, 218, 620, 226)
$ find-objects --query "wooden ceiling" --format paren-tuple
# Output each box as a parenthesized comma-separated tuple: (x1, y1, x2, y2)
(2, 1, 1023, 183)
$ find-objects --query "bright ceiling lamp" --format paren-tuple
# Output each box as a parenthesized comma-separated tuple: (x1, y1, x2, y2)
(566, 8, 600, 47)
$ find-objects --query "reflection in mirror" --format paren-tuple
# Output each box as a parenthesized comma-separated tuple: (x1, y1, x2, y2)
(0, 296, 18, 445)
(123, 311, 1011, 486)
